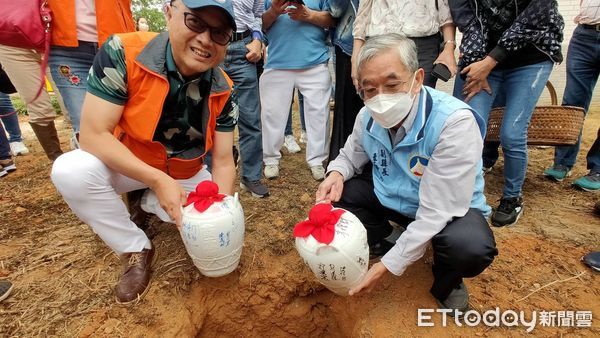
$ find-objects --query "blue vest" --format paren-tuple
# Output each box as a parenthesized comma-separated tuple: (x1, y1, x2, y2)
(362, 87, 491, 218)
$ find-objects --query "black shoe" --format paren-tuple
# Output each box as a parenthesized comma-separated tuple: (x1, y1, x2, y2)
(240, 179, 269, 198)
(126, 189, 156, 238)
(582, 251, 600, 272)
(436, 282, 469, 315)
(0, 280, 13, 302)
(491, 196, 523, 227)
(369, 239, 395, 261)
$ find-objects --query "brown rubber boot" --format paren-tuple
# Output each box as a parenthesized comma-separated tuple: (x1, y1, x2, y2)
(29, 121, 63, 161)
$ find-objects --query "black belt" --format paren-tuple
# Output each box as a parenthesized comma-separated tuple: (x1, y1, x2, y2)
(581, 24, 600, 31)
(232, 30, 251, 42)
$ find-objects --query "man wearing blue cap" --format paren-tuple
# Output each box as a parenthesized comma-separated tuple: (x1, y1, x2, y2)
(51, 0, 238, 304)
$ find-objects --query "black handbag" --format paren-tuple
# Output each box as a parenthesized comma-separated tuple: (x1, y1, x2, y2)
(0, 65, 17, 94)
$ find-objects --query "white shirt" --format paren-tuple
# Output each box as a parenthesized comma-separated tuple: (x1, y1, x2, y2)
(327, 92, 484, 276)
(353, 0, 453, 40)
(575, 0, 600, 25)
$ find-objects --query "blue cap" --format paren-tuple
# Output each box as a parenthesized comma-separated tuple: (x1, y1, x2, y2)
(181, 0, 237, 32)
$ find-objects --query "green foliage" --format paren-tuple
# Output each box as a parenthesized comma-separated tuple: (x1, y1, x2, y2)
(10, 95, 62, 116)
(51, 96, 62, 114)
(132, 0, 168, 32)
(10, 95, 26, 115)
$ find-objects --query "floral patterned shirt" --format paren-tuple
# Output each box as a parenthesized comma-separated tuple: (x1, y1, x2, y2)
(353, 0, 453, 40)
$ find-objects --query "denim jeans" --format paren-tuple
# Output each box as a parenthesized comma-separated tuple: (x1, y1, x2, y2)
(454, 61, 553, 198)
(586, 129, 600, 173)
(553, 25, 600, 171)
(221, 37, 263, 182)
(285, 91, 305, 136)
(0, 119, 10, 159)
(481, 88, 506, 168)
(0, 92, 22, 143)
(49, 41, 98, 133)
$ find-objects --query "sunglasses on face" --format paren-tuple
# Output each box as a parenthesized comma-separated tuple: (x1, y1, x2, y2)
(172, 5, 232, 46)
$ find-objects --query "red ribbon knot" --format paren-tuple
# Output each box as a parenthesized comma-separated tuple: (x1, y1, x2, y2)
(293, 203, 345, 245)
(185, 180, 226, 212)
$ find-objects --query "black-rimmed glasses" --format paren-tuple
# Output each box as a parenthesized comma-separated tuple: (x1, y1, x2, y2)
(172, 5, 232, 46)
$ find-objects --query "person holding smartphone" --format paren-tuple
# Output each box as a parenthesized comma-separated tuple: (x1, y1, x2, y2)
(351, 0, 458, 90)
(260, 0, 336, 181)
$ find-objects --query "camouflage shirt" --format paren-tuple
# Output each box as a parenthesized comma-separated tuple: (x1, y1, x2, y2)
(87, 34, 238, 158)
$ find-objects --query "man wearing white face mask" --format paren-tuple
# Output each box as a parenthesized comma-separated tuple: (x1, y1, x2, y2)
(316, 34, 497, 313)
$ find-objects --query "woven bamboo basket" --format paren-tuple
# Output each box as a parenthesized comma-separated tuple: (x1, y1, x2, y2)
(485, 81, 585, 146)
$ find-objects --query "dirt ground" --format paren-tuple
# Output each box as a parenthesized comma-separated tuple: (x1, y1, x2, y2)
(1, 106, 599, 337)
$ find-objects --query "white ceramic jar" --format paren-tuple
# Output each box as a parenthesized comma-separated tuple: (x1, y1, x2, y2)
(181, 193, 245, 277)
(295, 206, 369, 295)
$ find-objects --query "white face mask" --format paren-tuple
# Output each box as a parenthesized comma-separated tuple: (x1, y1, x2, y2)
(364, 72, 417, 129)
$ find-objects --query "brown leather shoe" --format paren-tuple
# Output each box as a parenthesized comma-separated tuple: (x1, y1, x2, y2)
(126, 189, 156, 238)
(115, 246, 155, 304)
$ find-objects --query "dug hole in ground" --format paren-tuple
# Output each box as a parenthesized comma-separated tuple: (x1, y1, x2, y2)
(0, 105, 599, 337)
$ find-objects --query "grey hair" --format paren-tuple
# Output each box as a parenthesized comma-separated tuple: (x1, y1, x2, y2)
(356, 33, 419, 78)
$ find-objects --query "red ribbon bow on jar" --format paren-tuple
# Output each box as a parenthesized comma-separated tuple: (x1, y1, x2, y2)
(185, 180, 226, 212)
(293, 203, 345, 245)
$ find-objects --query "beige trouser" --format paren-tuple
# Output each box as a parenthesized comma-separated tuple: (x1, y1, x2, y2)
(0, 44, 65, 125)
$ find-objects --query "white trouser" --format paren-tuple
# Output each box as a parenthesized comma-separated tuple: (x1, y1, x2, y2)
(51, 150, 211, 255)
(260, 63, 331, 167)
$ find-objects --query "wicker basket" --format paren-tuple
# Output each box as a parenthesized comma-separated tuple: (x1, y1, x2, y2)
(485, 81, 585, 146)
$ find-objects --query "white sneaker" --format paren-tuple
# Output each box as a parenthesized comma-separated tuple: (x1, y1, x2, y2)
(283, 135, 301, 153)
(0, 168, 7, 178)
(264, 164, 279, 179)
(310, 165, 325, 181)
(299, 130, 307, 144)
(9, 141, 29, 155)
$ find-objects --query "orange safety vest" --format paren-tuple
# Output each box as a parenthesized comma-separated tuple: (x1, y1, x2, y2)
(49, 0, 136, 47)
(113, 32, 233, 179)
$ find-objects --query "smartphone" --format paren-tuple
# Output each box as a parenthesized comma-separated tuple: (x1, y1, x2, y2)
(432, 63, 451, 82)
(288, 0, 305, 5)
